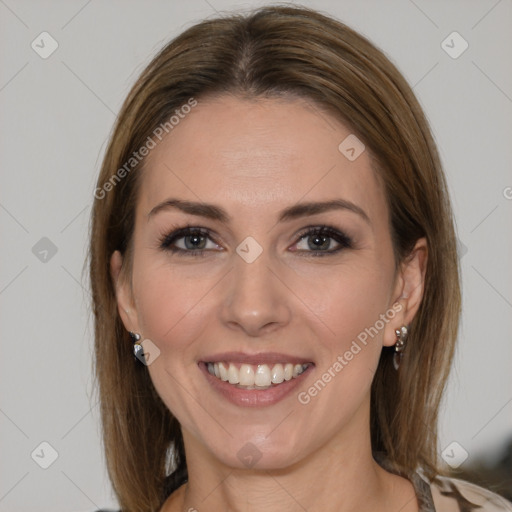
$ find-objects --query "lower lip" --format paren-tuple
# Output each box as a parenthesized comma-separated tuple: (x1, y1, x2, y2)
(198, 362, 314, 407)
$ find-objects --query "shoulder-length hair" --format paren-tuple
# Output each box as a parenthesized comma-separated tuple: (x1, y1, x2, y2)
(88, 5, 461, 511)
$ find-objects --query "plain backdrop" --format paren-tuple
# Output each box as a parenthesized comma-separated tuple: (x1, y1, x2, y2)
(1, 1, 511, 510)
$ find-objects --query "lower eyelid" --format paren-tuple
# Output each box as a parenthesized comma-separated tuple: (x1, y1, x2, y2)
(160, 226, 352, 255)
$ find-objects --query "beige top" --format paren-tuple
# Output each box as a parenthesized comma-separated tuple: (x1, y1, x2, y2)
(417, 473, 512, 512)
(374, 453, 512, 512)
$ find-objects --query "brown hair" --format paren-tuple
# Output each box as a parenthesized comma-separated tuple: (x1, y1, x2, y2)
(88, 5, 461, 511)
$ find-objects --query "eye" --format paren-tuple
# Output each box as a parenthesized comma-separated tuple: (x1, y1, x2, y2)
(158, 224, 353, 257)
(159, 225, 221, 257)
(291, 225, 352, 256)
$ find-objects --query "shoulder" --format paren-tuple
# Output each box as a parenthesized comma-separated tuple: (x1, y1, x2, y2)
(429, 475, 512, 511)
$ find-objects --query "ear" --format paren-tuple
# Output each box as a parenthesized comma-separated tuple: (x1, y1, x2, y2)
(110, 250, 140, 333)
(382, 237, 428, 347)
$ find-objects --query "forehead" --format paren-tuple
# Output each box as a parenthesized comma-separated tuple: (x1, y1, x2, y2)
(139, 95, 386, 225)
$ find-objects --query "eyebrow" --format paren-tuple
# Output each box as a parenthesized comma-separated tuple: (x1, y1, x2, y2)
(147, 198, 371, 225)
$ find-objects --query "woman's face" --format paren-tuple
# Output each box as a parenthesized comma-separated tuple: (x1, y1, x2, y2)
(112, 95, 424, 470)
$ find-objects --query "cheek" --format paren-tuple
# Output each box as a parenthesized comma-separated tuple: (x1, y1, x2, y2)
(292, 265, 393, 433)
(131, 262, 216, 424)
(133, 262, 209, 352)
(302, 260, 395, 410)
(305, 261, 392, 343)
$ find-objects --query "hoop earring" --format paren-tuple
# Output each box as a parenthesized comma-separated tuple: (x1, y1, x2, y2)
(393, 325, 408, 370)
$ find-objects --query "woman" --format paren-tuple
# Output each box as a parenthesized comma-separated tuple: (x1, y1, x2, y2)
(88, 5, 512, 512)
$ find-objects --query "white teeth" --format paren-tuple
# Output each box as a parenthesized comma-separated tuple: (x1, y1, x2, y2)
(254, 365, 271, 387)
(207, 361, 310, 388)
(218, 362, 228, 381)
(227, 363, 239, 384)
(271, 363, 284, 384)
(239, 364, 254, 386)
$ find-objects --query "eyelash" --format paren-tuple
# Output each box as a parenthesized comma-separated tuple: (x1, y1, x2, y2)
(158, 223, 353, 258)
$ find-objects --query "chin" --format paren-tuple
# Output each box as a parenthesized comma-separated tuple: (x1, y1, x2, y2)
(203, 430, 305, 471)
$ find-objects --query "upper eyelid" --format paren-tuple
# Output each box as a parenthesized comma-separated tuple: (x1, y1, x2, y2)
(159, 225, 352, 250)
(161, 224, 345, 240)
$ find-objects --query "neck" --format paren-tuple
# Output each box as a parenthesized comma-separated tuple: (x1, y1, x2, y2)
(166, 400, 418, 512)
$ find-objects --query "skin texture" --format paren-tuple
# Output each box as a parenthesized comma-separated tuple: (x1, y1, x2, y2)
(111, 96, 427, 512)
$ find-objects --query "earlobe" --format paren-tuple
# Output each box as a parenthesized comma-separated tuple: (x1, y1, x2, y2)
(382, 299, 407, 347)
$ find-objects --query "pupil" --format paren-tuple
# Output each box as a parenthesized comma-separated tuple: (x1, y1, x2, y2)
(186, 234, 205, 249)
(310, 234, 328, 250)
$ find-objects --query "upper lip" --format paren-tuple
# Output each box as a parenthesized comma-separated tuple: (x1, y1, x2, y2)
(200, 351, 314, 366)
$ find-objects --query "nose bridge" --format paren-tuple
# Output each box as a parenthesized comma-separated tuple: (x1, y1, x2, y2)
(220, 237, 290, 335)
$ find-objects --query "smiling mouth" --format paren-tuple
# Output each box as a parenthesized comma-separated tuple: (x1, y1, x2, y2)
(205, 362, 313, 389)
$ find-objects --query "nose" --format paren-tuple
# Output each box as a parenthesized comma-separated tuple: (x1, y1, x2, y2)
(219, 246, 292, 337)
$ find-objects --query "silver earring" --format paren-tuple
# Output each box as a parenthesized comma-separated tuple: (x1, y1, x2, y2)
(128, 331, 144, 362)
(393, 325, 408, 370)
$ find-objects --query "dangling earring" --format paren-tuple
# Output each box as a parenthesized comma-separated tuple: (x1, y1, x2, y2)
(393, 325, 408, 370)
(129, 331, 144, 362)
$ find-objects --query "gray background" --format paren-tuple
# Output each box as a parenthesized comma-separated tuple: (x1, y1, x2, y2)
(1, 0, 511, 510)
